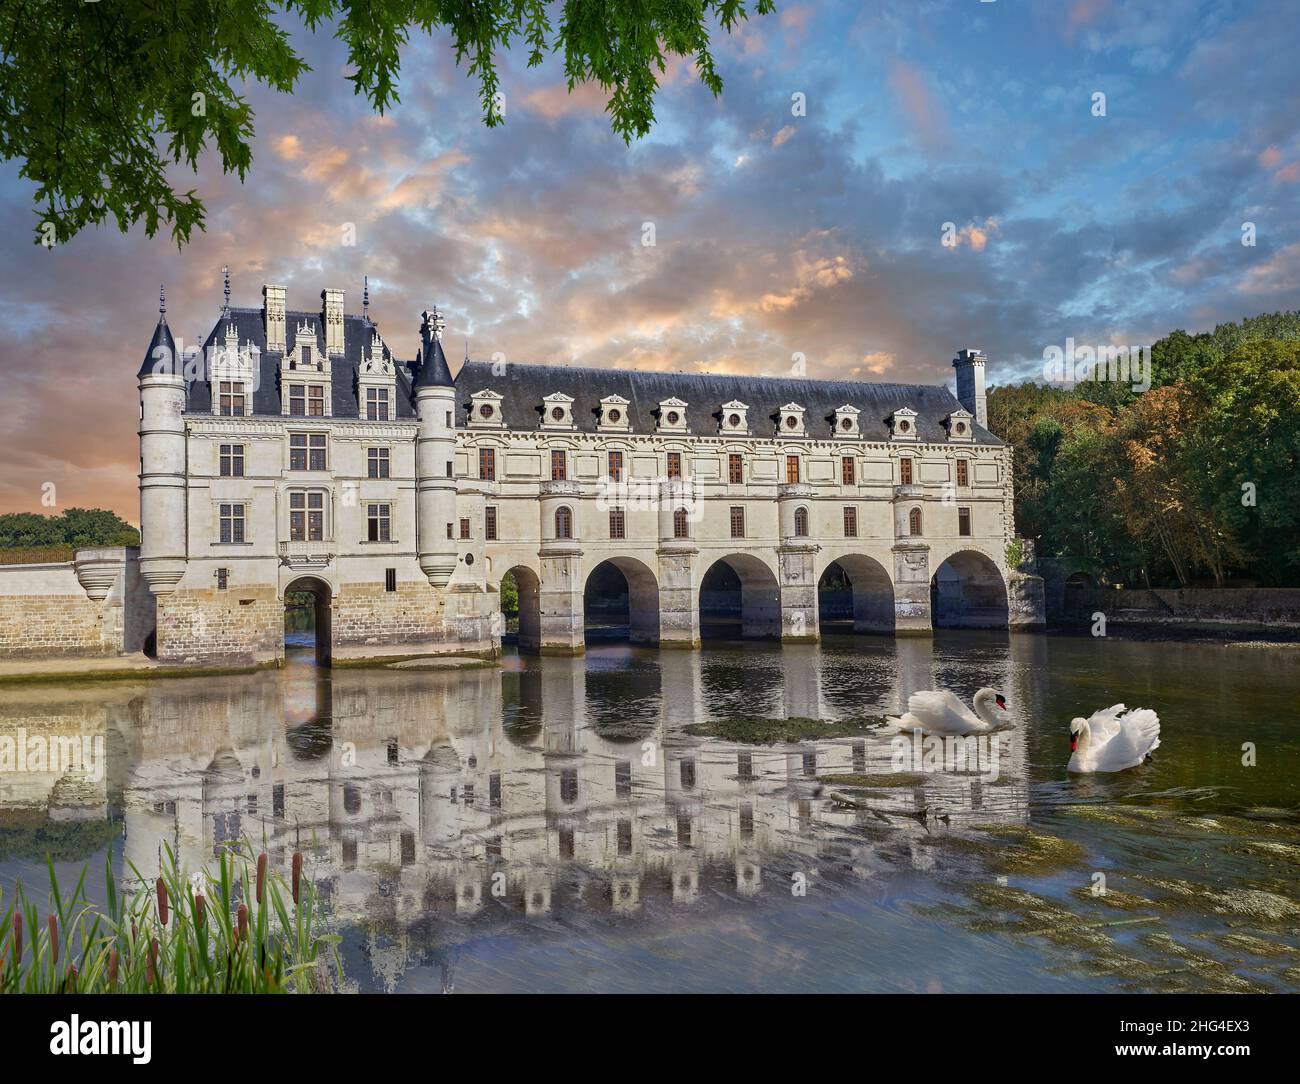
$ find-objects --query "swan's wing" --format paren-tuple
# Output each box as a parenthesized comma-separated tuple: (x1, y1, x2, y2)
(1099, 709, 1161, 770)
(1087, 703, 1127, 741)
(907, 690, 979, 732)
(1119, 709, 1161, 757)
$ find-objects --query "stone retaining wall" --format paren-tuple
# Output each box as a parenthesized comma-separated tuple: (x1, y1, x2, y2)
(1059, 586, 1300, 629)
(0, 548, 154, 658)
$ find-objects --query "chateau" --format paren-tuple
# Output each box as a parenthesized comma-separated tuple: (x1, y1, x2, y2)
(0, 281, 1042, 666)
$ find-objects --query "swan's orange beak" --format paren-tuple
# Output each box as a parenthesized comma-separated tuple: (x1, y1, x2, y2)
(1069, 733, 1078, 752)
(995, 694, 1006, 710)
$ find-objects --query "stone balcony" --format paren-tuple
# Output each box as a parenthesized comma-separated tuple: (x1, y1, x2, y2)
(777, 482, 814, 500)
(539, 479, 583, 498)
(279, 540, 334, 569)
(893, 484, 924, 500)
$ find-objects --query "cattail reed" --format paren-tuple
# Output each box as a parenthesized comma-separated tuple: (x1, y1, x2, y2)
(237, 903, 248, 942)
(10, 912, 20, 961)
(292, 852, 303, 905)
(156, 876, 169, 925)
(194, 892, 205, 929)
(47, 914, 58, 965)
(108, 948, 119, 984)
(146, 938, 158, 985)
(66, 964, 78, 992)
(256, 853, 267, 904)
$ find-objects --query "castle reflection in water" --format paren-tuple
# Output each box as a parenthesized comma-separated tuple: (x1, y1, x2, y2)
(0, 637, 1036, 990)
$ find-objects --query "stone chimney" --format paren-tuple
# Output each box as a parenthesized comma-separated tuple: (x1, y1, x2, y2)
(952, 348, 987, 429)
(322, 288, 345, 355)
(263, 284, 286, 353)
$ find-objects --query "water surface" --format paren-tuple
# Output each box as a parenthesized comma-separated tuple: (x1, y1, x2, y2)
(1, 632, 1297, 992)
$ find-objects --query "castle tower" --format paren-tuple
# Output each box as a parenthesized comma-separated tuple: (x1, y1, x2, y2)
(137, 286, 188, 594)
(414, 308, 459, 588)
(952, 348, 987, 429)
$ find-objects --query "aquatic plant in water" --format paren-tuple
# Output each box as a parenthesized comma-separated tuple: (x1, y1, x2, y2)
(0, 843, 340, 993)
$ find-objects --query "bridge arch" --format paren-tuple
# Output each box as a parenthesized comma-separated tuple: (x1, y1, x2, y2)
(930, 548, 1009, 629)
(583, 557, 661, 645)
(499, 564, 542, 654)
(817, 553, 894, 634)
(699, 552, 781, 641)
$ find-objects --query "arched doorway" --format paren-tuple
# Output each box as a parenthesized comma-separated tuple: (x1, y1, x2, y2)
(284, 576, 332, 665)
(699, 554, 780, 641)
(817, 555, 894, 634)
(930, 551, 1009, 629)
(584, 558, 660, 645)
(500, 566, 542, 655)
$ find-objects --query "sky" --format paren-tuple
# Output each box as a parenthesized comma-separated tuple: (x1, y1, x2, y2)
(1, 0, 1298, 522)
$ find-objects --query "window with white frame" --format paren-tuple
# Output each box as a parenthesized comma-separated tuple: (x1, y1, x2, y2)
(219, 503, 245, 544)
(367, 503, 392, 542)
(289, 491, 324, 541)
(365, 386, 390, 421)
(218, 381, 246, 416)
(289, 433, 327, 471)
(219, 444, 244, 477)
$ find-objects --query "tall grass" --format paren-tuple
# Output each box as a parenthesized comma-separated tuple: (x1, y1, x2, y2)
(0, 843, 341, 993)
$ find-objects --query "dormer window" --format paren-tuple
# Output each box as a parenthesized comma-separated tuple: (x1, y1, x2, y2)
(469, 389, 505, 429)
(210, 320, 258, 417)
(944, 408, 974, 442)
(356, 326, 396, 424)
(719, 400, 749, 435)
(541, 392, 575, 430)
(282, 321, 330, 414)
(598, 395, 632, 433)
(889, 407, 919, 441)
(778, 403, 806, 437)
(833, 404, 861, 437)
(657, 398, 689, 434)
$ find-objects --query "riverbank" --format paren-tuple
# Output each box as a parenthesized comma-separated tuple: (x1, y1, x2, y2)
(1044, 622, 1300, 646)
(0, 650, 497, 685)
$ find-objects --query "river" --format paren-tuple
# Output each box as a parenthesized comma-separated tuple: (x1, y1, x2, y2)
(1, 631, 1297, 992)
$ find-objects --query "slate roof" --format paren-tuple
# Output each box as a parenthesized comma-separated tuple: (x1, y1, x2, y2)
(452, 361, 1002, 444)
(413, 316, 455, 388)
(138, 315, 178, 379)
(181, 307, 416, 420)
(160, 303, 996, 443)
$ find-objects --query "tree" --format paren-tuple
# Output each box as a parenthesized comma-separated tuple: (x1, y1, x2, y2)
(1109, 384, 1244, 587)
(0, 0, 775, 248)
(0, 512, 64, 549)
(60, 508, 141, 547)
(1188, 339, 1300, 585)
(0, 508, 139, 549)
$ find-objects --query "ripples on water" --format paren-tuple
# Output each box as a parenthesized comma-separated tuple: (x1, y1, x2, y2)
(1, 631, 1297, 993)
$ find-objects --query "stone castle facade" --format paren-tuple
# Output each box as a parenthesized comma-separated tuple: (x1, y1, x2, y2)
(0, 281, 1043, 666)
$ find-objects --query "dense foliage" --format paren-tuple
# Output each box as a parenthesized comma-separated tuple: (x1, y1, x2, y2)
(0, 0, 775, 248)
(988, 311, 1300, 587)
(0, 509, 139, 549)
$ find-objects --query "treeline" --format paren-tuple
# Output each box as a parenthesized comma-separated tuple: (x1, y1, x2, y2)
(0, 508, 139, 549)
(988, 312, 1300, 588)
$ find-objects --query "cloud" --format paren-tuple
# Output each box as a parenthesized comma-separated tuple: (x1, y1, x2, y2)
(888, 59, 950, 154)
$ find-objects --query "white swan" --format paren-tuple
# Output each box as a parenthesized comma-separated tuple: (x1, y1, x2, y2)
(885, 688, 1009, 736)
(1067, 704, 1161, 773)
